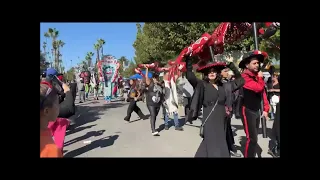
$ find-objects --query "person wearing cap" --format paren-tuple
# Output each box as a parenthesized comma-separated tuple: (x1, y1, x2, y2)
(145, 67, 163, 136)
(238, 50, 270, 158)
(185, 56, 244, 157)
(41, 68, 75, 153)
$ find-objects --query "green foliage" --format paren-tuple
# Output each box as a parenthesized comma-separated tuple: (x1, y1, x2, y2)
(64, 67, 75, 81)
(133, 23, 280, 68)
(40, 51, 50, 73)
(122, 61, 135, 78)
(259, 30, 280, 60)
(118, 56, 129, 76)
(133, 23, 220, 65)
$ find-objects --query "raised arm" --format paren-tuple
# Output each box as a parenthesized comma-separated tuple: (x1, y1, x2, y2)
(228, 62, 245, 92)
(242, 71, 265, 93)
(145, 67, 151, 86)
(185, 57, 198, 88)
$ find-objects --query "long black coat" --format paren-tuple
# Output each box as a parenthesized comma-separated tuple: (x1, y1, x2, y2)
(186, 63, 244, 157)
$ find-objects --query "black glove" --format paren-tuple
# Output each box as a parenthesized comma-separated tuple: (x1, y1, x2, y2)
(227, 62, 241, 77)
(185, 56, 193, 72)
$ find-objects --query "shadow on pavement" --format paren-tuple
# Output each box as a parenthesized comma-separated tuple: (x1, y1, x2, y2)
(64, 130, 105, 147)
(67, 102, 126, 135)
(237, 136, 263, 158)
(128, 114, 150, 123)
(66, 124, 97, 136)
(64, 135, 119, 157)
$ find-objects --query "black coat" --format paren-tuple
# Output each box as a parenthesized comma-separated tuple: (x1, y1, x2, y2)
(58, 91, 75, 118)
(186, 62, 244, 157)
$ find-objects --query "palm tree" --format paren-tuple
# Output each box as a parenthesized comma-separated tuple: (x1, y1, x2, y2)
(42, 42, 47, 56)
(44, 32, 50, 62)
(48, 28, 59, 68)
(97, 38, 106, 56)
(85, 52, 94, 67)
(81, 60, 89, 71)
(94, 43, 101, 66)
(56, 40, 65, 70)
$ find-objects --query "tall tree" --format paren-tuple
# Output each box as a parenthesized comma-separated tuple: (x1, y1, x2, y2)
(48, 28, 59, 68)
(44, 32, 50, 62)
(98, 38, 106, 56)
(85, 52, 94, 67)
(122, 61, 135, 78)
(40, 51, 50, 73)
(56, 40, 65, 71)
(117, 56, 129, 76)
(94, 43, 101, 66)
(133, 23, 220, 65)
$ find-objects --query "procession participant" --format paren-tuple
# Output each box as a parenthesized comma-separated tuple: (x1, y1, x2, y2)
(162, 71, 183, 131)
(220, 67, 241, 157)
(145, 67, 163, 136)
(124, 79, 148, 122)
(40, 83, 63, 158)
(177, 73, 194, 124)
(78, 78, 85, 103)
(268, 74, 280, 157)
(69, 80, 77, 102)
(186, 57, 244, 157)
(268, 72, 280, 120)
(238, 50, 270, 158)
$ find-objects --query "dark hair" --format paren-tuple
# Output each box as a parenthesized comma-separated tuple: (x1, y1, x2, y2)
(152, 72, 160, 78)
(203, 68, 223, 86)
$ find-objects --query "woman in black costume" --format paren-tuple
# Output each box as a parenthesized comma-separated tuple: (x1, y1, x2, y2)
(186, 58, 244, 157)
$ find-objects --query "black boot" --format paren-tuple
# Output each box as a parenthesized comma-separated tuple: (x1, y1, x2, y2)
(137, 110, 148, 120)
(124, 116, 130, 122)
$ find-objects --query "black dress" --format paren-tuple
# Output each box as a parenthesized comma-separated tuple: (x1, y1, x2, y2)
(186, 63, 244, 157)
(195, 83, 230, 157)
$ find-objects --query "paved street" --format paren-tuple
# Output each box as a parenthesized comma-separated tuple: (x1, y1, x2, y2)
(64, 96, 274, 157)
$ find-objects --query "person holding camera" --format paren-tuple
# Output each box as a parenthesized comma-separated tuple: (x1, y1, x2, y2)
(123, 79, 147, 122)
(41, 68, 75, 152)
(40, 83, 63, 158)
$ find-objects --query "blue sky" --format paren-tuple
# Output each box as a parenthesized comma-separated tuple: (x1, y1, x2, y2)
(40, 23, 142, 70)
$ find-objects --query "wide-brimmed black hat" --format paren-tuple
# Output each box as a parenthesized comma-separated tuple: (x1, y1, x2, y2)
(238, 50, 267, 69)
(196, 62, 227, 73)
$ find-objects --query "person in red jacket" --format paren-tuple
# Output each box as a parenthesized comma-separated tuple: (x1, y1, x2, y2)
(238, 50, 270, 158)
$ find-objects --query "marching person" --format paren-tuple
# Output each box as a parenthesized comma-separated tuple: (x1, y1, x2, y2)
(220, 67, 241, 157)
(145, 67, 163, 136)
(238, 50, 270, 158)
(177, 73, 194, 124)
(78, 78, 85, 103)
(268, 72, 280, 120)
(186, 57, 244, 157)
(268, 74, 280, 157)
(162, 71, 183, 131)
(124, 79, 147, 122)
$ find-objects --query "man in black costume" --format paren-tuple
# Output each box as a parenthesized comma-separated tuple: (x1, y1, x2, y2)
(238, 51, 270, 158)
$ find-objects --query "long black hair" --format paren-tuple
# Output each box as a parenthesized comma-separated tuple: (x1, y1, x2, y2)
(202, 68, 223, 86)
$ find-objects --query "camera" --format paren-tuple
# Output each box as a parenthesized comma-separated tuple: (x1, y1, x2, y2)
(41, 70, 65, 103)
